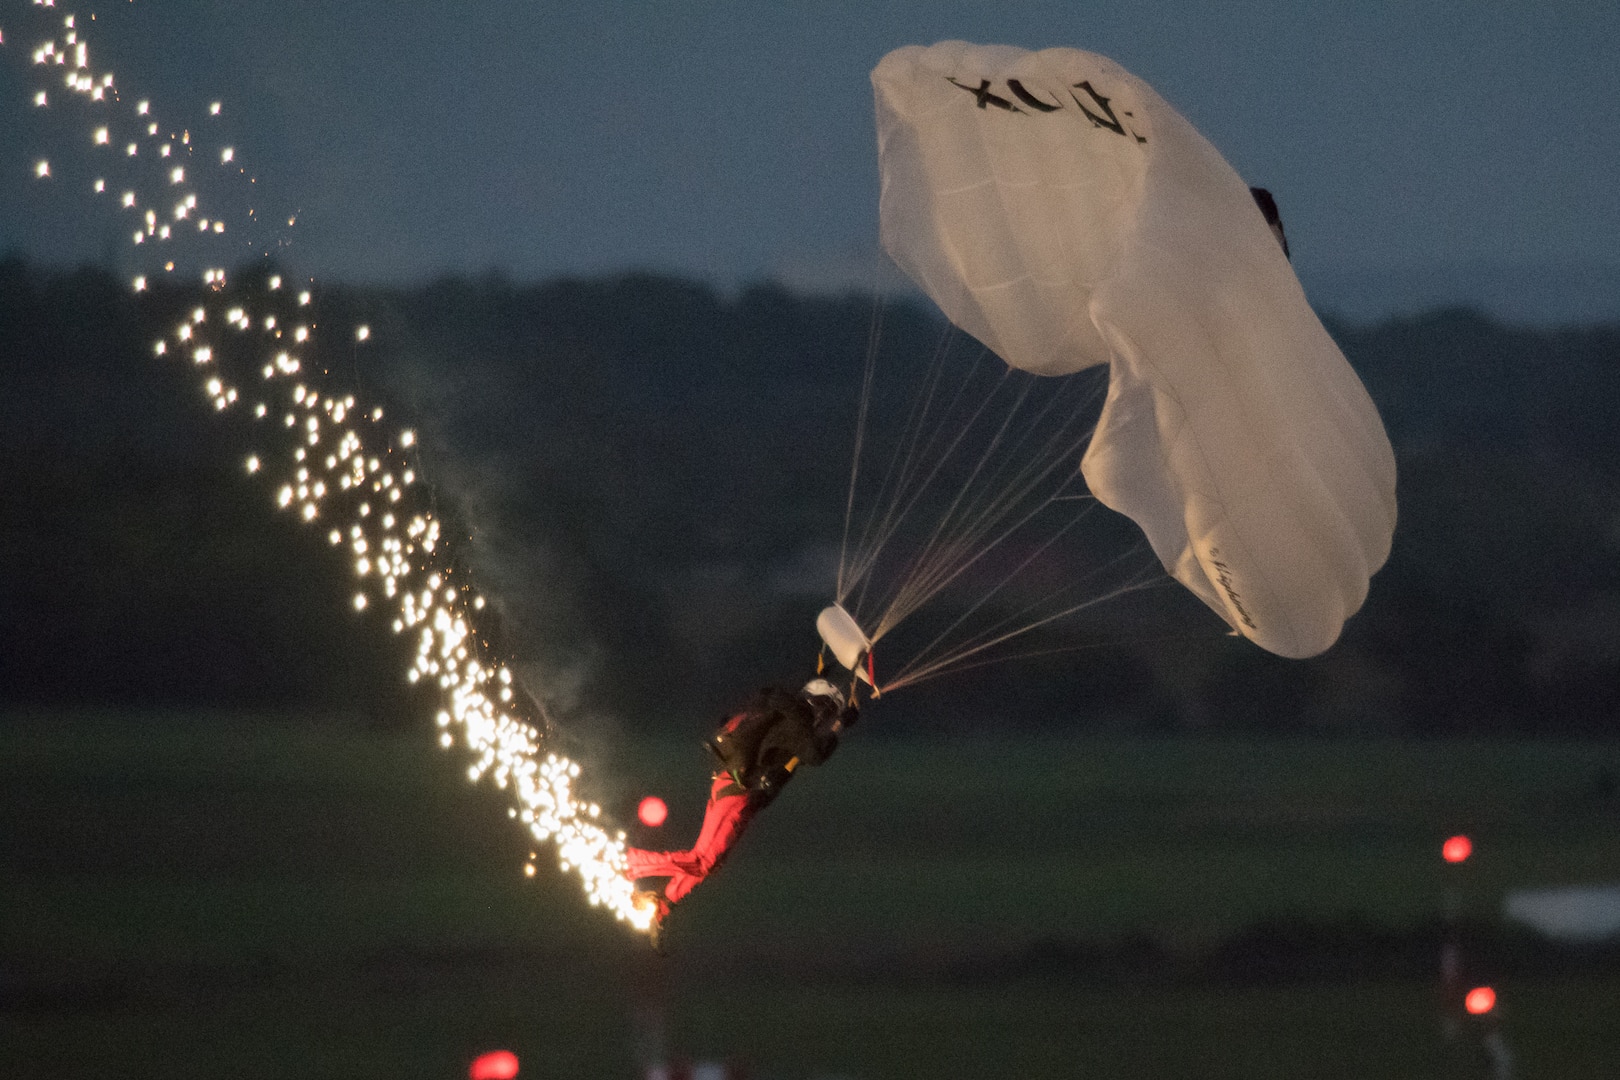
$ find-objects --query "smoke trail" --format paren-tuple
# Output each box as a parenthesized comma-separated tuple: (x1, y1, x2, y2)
(4, 3, 654, 934)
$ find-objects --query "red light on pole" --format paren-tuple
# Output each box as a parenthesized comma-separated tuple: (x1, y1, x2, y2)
(638, 795, 668, 828)
(1465, 986, 1496, 1015)
(469, 1050, 519, 1080)
(1442, 835, 1472, 864)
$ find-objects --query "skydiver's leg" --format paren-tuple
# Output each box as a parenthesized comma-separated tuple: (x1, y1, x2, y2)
(663, 776, 757, 902)
(625, 774, 759, 904)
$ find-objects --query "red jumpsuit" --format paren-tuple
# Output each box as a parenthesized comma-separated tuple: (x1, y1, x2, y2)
(626, 773, 759, 909)
(626, 685, 851, 928)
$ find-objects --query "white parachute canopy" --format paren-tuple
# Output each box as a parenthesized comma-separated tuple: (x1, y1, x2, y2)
(872, 42, 1396, 659)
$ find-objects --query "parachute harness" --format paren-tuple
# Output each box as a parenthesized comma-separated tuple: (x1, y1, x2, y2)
(815, 643, 876, 707)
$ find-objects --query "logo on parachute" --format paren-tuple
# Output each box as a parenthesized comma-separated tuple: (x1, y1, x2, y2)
(946, 76, 1148, 143)
(1206, 547, 1258, 632)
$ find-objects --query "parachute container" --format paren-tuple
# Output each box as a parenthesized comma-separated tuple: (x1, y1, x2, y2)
(872, 42, 1396, 658)
(817, 604, 873, 677)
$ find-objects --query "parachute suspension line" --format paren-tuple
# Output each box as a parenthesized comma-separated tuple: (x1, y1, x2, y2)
(840, 323, 973, 611)
(836, 295, 887, 604)
(839, 325, 984, 624)
(828, 273, 1161, 691)
(881, 481, 1100, 660)
(886, 618, 1191, 690)
(870, 369, 1038, 640)
(869, 368, 1107, 642)
(893, 500, 1105, 677)
(843, 340, 1011, 634)
(880, 546, 1165, 693)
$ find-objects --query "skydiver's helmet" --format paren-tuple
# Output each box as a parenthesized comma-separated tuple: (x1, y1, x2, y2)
(802, 678, 857, 729)
(801, 678, 845, 709)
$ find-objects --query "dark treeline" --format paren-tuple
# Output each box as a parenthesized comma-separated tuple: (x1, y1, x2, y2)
(3, 256, 1618, 735)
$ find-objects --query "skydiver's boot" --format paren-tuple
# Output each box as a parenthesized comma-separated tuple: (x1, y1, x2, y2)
(632, 889, 670, 953)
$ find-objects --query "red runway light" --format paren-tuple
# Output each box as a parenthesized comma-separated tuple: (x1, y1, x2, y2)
(469, 1050, 519, 1080)
(1442, 835, 1472, 863)
(638, 795, 668, 828)
(1465, 986, 1496, 1015)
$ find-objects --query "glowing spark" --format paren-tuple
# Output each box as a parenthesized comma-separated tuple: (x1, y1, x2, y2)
(8, 17, 649, 936)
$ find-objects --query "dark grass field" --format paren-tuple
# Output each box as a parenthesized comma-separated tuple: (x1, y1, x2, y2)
(4, 710, 1619, 1078)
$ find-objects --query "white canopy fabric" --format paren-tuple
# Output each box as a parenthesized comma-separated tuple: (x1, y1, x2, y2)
(873, 42, 1396, 658)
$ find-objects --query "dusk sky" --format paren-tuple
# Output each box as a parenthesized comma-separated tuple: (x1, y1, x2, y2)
(4, 1, 1618, 322)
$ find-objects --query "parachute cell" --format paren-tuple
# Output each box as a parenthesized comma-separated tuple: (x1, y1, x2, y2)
(872, 42, 1396, 658)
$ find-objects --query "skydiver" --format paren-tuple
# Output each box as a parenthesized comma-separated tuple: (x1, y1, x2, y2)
(627, 677, 858, 946)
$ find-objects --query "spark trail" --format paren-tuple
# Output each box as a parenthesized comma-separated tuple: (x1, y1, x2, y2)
(6, 2, 652, 934)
